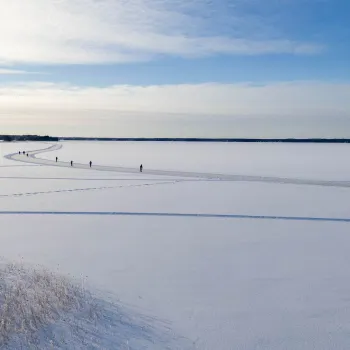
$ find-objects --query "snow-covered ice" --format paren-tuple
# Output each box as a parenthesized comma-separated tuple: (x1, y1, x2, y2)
(1, 141, 350, 349)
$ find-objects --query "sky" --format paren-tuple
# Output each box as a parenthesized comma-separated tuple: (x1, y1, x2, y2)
(0, 0, 349, 138)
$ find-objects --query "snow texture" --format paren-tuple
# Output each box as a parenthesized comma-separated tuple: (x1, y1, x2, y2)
(0, 261, 191, 349)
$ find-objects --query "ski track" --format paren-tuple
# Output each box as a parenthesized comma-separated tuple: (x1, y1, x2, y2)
(0, 164, 43, 168)
(0, 176, 190, 181)
(0, 210, 348, 223)
(0, 180, 182, 199)
(5, 143, 350, 188)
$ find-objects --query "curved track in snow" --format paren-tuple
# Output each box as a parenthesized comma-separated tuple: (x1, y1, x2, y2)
(0, 210, 349, 222)
(5, 143, 350, 188)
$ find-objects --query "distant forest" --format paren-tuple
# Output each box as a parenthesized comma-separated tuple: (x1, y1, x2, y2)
(0, 135, 59, 142)
(1, 135, 350, 143)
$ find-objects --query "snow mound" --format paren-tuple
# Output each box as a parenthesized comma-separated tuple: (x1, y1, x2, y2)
(0, 262, 191, 349)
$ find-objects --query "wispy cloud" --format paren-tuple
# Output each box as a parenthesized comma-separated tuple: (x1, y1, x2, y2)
(0, 0, 323, 65)
(0, 68, 43, 75)
(0, 81, 348, 118)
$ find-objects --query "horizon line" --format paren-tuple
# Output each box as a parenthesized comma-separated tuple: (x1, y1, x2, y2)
(1, 135, 350, 143)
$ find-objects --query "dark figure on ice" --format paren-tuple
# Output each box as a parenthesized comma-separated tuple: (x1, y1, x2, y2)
(27, 153, 29, 157)
(56, 157, 58, 162)
(18, 151, 20, 155)
(23, 151, 25, 154)
(71, 160, 73, 167)
(89, 161, 92, 168)
(140, 164, 143, 172)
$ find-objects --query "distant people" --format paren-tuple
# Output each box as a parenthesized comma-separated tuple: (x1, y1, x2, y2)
(23, 151, 25, 154)
(89, 161, 92, 168)
(140, 164, 143, 172)
(27, 153, 29, 157)
(70, 160, 73, 167)
(56, 157, 58, 162)
(18, 151, 20, 155)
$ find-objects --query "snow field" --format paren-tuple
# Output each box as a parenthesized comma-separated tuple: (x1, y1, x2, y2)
(0, 141, 350, 349)
(39, 141, 350, 180)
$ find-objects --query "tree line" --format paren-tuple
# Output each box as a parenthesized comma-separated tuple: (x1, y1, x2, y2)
(0, 135, 59, 142)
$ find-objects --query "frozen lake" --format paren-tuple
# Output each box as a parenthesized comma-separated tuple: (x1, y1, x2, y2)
(1, 141, 350, 349)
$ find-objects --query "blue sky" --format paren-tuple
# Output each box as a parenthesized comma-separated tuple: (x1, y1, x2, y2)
(0, 0, 349, 137)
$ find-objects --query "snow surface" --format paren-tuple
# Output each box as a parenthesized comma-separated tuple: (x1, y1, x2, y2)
(1, 141, 350, 349)
(39, 141, 350, 180)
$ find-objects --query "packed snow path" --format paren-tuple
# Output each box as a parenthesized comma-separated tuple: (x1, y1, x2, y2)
(5, 143, 350, 188)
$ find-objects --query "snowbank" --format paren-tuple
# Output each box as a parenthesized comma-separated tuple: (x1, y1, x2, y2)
(0, 261, 190, 349)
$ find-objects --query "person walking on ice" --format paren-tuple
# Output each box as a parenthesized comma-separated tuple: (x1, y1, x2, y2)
(140, 164, 143, 172)
(89, 161, 92, 168)
(56, 157, 58, 162)
(71, 160, 73, 167)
